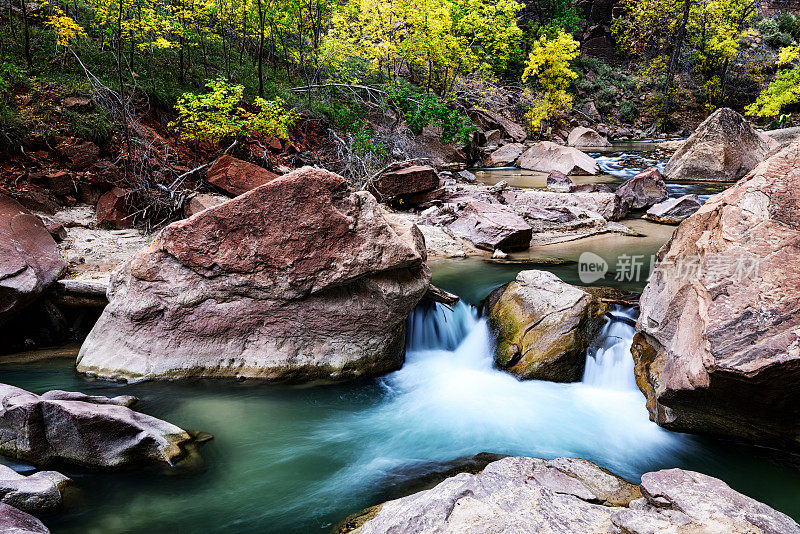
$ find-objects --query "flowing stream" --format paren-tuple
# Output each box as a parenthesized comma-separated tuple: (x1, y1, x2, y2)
(1, 143, 799, 532)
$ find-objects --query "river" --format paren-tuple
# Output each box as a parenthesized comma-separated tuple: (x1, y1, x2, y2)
(1, 145, 798, 533)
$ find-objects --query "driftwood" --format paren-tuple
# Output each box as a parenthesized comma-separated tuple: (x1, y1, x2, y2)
(424, 284, 460, 307)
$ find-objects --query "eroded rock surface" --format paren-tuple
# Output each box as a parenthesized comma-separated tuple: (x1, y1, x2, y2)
(342, 456, 799, 534)
(0, 465, 70, 514)
(0, 502, 49, 534)
(567, 126, 611, 148)
(663, 108, 779, 181)
(77, 167, 431, 381)
(633, 142, 800, 451)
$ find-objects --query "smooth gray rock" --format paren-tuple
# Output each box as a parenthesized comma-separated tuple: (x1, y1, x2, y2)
(0, 465, 70, 513)
(0, 503, 49, 533)
(614, 167, 668, 210)
(516, 141, 599, 175)
(345, 457, 799, 534)
(0, 384, 196, 468)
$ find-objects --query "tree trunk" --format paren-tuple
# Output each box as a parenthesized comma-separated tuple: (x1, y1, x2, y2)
(661, 0, 692, 122)
(20, 0, 32, 69)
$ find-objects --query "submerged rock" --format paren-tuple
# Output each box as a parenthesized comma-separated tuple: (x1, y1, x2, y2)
(0, 383, 197, 468)
(517, 141, 599, 175)
(0, 194, 66, 325)
(663, 108, 779, 181)
(341, 456, 799, 533)
(484, 270, 608, 381)
(614, 167, 668, 210)
(206, 155, 280, 196)
(633, 142, 800, 451)
(0, 503, 49, 534)
(567, 126, 611, 148)
(77, 167, 431, 381)
(0, 465, 70, 514)
(643, 194, 702, 224)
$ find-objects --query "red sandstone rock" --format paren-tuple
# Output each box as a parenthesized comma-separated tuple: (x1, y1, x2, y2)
(96, 187, 134, 229)
(0, 194, 66, 325)
(206, 155, 279, 196)
(77, 167, 431, 381)
(634, 141, 800, 451)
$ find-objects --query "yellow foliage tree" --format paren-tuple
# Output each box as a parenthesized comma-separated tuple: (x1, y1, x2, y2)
(521, 30, 579, 130)
(45, 7, 88, 49)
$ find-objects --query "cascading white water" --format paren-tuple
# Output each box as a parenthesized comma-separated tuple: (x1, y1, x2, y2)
(310, 300, 690, 503)
(582, 306, 639, 390)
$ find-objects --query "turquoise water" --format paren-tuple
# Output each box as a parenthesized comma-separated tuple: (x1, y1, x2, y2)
(2, 260, 800, 533)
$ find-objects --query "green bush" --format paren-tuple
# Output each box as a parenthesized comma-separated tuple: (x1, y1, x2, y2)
(64, 109, 114, 145)
(384, 84, 476, 145)
(619, 100, 638, 123)
(759, 17, 795, 49)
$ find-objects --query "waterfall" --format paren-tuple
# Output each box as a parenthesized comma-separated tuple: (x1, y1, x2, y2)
(581, 306, 639, 391)
(314, 300, 685, 499)
(407, 301, 640, 392)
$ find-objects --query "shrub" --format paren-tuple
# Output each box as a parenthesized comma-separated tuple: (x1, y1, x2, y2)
(619, 100, 638, 123)
(384, 84, 476, 145)
(170, 78, 299, 144)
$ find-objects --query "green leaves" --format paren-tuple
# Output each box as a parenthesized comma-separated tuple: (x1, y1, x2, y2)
(384, 83, 476, 145)
(170, 78, 299, 143)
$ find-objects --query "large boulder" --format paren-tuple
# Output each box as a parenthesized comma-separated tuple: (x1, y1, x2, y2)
(484, 270, 608, 381)
(370, 164, 439, 202)
(567, 126, 611, 147)
(206, 155, 279, 196)
(517, 142, 599, 175)
(0, 503, 49, 534)
(0, 384, 197, 468)
(644, 194, 702, 224)
(0, 465, 70, 514)
(614, 167, 668, 210)
(0, 194, 66, 325)
(663, 108, 779, 181)
(341, 456, 799, 534)
(77, 167, 431, 381)
(633, 142, 800, 451)
(484, 143, 524, 167)
(500, 188, 627, 220)
(423, 200, 532, 251)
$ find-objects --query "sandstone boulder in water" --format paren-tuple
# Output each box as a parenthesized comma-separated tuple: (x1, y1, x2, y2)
(567, 126, 611, 147)
(663, 108, 779, 181)
(633, 142, 800, 451)
(0, 503, 49, 534)
(517, 141, 599, 175)
(339, 456, 799, 533)
(77, 167, 431, 381)
(0, 384, 196, 468)
(614, 167, 668, 210)
(644, 194, 702, 224)
(484, 270, 608, 382)
(484, 143, 524, 167)
(0, 194, 66, 325)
